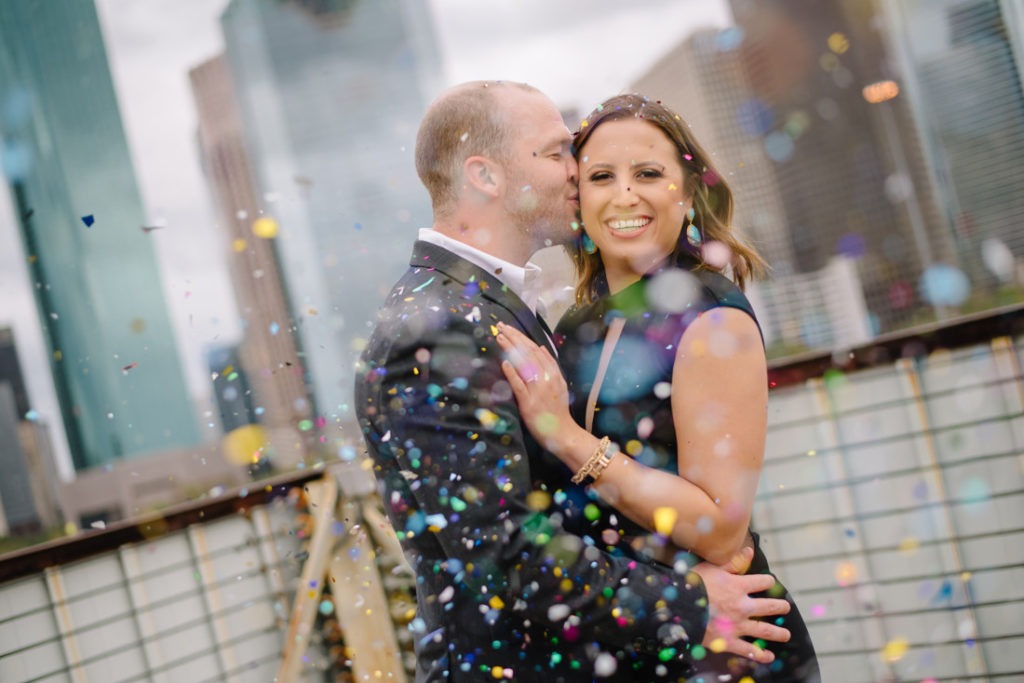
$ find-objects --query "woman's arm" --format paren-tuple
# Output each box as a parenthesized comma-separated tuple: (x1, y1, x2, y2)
(496, 308, 767, 566)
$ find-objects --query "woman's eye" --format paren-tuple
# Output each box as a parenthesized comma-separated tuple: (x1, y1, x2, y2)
(637, 168, 663, 179)
(588, 171, 612, 182)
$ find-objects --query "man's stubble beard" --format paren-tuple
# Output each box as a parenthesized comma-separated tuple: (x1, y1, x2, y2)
(504, 175, 575, 251)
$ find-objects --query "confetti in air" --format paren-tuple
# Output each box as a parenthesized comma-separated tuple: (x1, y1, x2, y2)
(653, 507, 678, 536)
(252, 216, 279, 239)
(919, 264, 970, 307)
(81, 214, 95, 227)
(881, 637, 909, 663)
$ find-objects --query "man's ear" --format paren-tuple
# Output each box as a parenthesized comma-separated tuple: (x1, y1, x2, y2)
(463, 155, 502, 199)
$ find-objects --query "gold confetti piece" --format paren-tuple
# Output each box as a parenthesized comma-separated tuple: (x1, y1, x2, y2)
(232, 238, 247, 252)
(526, 490, 551, 510)
(653, 507, 678, 536)
(835, 561, 857, 587)
(252, 216, 279, 239)
(709, 637, 727, 653)
(881, 637, 909, 663)
(536, 412, 559, 435)
(476, 409, 499, 429)
(828, 32, 850, 54)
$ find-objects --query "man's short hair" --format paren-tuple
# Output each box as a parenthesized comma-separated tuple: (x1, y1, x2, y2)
(415, 81, 539, 216)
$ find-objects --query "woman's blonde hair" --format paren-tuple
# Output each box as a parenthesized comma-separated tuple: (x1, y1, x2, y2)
(570, 94, 766, 303)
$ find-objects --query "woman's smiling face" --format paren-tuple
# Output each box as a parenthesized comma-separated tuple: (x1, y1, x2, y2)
(578, 117, 692, 291)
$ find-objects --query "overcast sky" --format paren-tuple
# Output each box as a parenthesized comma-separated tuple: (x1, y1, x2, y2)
(0, 0, 731, 479)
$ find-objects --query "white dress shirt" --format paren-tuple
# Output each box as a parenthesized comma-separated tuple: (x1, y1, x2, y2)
(417, 228, 545, 315)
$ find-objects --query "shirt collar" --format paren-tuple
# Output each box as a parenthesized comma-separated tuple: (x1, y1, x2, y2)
(418, 228, 544, 314)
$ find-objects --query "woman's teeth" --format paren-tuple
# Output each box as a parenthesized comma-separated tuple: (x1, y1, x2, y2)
(608, 218, 651, 233)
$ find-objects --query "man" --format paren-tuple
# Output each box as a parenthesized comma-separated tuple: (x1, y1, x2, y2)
(355, 81, 790, 682)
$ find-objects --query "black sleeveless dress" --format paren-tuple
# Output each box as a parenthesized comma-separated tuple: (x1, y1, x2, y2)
(553, 254, 820, 682)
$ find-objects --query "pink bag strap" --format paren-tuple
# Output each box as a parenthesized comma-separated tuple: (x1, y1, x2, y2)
(585, 316, 626, 433)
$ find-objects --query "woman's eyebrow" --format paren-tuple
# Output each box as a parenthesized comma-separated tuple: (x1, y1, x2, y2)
(630, 160, 665, 169)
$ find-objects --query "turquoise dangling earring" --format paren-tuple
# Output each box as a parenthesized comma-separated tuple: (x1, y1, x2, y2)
(582, 232, 597, 254)
(685, 207, 702, 248)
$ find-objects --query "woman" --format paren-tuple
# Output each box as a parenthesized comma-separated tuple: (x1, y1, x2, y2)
(496, 94, 819, 681)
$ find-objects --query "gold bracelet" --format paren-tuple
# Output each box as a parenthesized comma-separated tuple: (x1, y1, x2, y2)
(571, 436, 613, 484)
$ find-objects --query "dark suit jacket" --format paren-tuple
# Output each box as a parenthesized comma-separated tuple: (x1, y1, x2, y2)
(355, 241, 709, 682)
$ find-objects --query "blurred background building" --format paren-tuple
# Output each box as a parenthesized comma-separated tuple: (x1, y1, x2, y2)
(0, 1, 200, 471)
(190, 54, 315, 470)
(878, 0, 1024, 291)
(633, 0, 1024, 354)
(0, 327, 61, 539)
(218, 0, 442, 453)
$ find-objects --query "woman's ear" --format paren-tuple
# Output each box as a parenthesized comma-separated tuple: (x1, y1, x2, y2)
(463, 155, 502, 199)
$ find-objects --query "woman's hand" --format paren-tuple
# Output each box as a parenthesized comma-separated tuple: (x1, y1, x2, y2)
(496, 322, 579, 456)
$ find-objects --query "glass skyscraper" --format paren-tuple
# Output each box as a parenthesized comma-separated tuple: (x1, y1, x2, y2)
(0, 0, 199, 470)
(220, 0, 441, 439)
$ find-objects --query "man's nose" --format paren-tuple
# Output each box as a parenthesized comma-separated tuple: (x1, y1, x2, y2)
(567, 156, 579, 182)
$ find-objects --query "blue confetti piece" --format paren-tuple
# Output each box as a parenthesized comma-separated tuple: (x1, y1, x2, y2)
(931, 580, 953, 606)
(735, 98, 774, 137)
(81, 214, 94, 227)
(412, 276, 435, 293)
(919, 264, 970, 307)
(836, 233, 866, 258)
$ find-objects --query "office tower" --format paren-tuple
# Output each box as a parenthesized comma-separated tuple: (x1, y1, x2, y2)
(0, 329, 61, 535)
(0, 328, 30, 418)
(878, 0, 1024, 287)
(220, 0, 441, 439)
(0, 383, 39, 535)
(0, 0, 200, 471)
(633, 29, 797, 278)
(725, 0, 953, 334)
(190, 55, 313, 466)
(633, 30, 873, 350)
(207, 344, 257, 434)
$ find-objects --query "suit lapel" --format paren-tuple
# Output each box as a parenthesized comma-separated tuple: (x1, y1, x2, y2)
(409, 240, 556, 356)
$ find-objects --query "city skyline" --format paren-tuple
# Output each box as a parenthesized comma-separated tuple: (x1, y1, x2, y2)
(7, 0, 1020, 481)
(0, 0, 727, 479)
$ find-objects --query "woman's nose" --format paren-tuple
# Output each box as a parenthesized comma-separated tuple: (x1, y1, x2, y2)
(612, 181, 639, 206)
